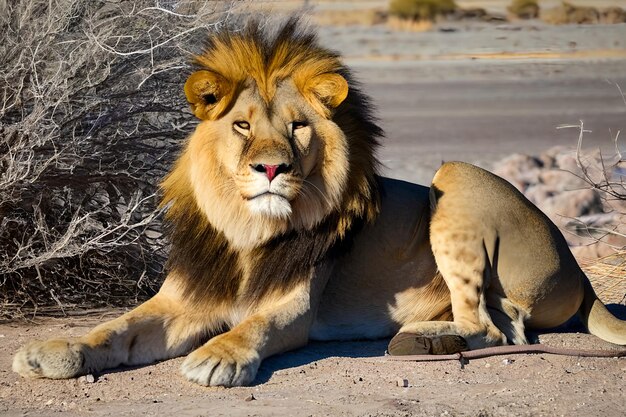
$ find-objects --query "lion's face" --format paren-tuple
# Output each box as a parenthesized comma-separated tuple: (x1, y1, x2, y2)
(180, 72, 351, 248)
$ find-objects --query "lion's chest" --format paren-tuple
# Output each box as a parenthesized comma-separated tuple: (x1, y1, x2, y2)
(310, 178, 448, 340)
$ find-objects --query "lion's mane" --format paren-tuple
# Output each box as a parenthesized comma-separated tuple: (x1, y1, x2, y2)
(160, 18, 383, 305)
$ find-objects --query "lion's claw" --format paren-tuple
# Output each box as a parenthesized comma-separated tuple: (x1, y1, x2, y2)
(181, 337, 260, 387)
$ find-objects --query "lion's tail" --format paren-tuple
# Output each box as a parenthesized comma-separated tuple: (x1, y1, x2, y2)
(579, 277, 626, 345)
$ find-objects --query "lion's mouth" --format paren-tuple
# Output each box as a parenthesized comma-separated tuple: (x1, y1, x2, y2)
(245, 191, 288, 201)
(245, 191, 293, 218)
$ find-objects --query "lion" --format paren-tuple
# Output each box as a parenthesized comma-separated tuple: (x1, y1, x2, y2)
(12, 18, 626, 387)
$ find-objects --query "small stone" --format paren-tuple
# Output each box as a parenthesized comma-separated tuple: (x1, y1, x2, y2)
(45, 399, 54, 406)
(397, 378, 409, 387)
(245, 394, 256, 402)
(83, 374, 96, 383)
(502, 358, 514, 365)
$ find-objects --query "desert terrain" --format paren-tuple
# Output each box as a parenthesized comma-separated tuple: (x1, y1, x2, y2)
(2, 1, 626, 416)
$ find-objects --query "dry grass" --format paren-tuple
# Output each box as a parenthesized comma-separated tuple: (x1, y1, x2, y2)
(313, 8, 387, 26)
(387, 15, 435, 31)
(0, 0, 240, 319)
(581, 253, 626, 305)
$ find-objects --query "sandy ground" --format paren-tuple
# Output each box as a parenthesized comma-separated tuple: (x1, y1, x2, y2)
(1, 312, 625, 417)
(3, 2, 626, 416)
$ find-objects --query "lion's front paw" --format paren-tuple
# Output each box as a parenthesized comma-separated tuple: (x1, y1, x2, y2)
(181, 335, 260, 387)
(13, 339, 86, 379)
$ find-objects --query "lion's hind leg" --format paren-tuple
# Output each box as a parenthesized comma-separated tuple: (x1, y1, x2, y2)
(430, 221, 509, 347)
(389, 243, 510, 356)
(486, 293, 529, 346)
(390, 167, 519, 356)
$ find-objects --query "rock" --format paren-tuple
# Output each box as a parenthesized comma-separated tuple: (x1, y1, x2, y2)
(538, 146, 569, 168)
(538, 169, 586, 190)
(81, 374, 96, 383)
(491, 147, 623, 259)
(492, 153, 542, 192)
(397, 378, 409, 387)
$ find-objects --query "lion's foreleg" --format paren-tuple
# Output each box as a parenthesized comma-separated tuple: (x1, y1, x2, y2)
(13, 277, 220, 379)
(180, 274, 321, 387)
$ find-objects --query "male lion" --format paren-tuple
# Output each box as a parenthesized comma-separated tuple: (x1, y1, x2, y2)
(13, 19, 626, 387)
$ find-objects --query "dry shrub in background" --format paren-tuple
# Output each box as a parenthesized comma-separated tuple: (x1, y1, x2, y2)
(388, 0, 457, 22)
(541, 2, 626, 25)
(507, 0, 539, 19)
(0, 0, 238, 318)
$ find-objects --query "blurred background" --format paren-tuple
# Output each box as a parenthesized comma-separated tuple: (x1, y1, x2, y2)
(1, 0, 625, 316)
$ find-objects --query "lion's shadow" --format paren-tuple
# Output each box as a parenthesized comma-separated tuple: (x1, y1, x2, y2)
(253, 338, 390, 385)
(92, 304, 625, 385)
(255, 304, 626, 385)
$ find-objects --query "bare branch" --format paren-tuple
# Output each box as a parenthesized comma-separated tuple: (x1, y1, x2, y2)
(0, 0, 241, 319)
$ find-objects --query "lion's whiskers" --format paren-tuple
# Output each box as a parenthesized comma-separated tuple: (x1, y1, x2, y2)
(301, 179, 332, 209)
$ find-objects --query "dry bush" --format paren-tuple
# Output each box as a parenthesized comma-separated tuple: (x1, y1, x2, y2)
(388, 0, 457, 22)
(602, 6, 626, 24)
(563, 119, 626, 255)
(570, 120, 626, 304)
(543, 2, 599, 24)
(507, 0, 539, 19)
(539, 2, 626, 25)
(0, 0, 239, 318)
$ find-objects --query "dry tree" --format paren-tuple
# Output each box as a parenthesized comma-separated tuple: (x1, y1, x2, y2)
(0, 0, 240, 318)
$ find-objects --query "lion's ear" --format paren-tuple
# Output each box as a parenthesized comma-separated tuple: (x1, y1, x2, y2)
(303, 73, 349, 116)
(184, 70, 234, 120)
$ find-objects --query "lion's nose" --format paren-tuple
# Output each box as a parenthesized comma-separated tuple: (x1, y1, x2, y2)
(250, 163, 292, 182)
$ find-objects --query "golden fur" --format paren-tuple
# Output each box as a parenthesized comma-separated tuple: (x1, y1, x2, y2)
(13, 18, 625, 388)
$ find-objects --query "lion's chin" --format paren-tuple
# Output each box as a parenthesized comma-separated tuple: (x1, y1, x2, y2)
(247, 193, 293, 219)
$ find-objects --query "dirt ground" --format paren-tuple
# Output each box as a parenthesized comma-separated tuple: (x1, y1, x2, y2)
(1, 312, 625, 417)
(3, 1, 626, 416)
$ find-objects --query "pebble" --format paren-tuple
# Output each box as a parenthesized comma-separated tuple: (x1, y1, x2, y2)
(81, 374, 96, 383)
(245, 394, 256, 402)
(397, 378, 409, 387)
(502, 359, 514, 365)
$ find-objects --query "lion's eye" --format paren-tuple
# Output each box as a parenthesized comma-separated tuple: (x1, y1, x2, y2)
(291, 121, 308, 136)
(233, 121, 250, 135)
(292, 121, 307, 130)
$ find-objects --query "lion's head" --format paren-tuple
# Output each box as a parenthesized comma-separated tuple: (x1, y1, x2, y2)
(162, 18, 382, 252)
